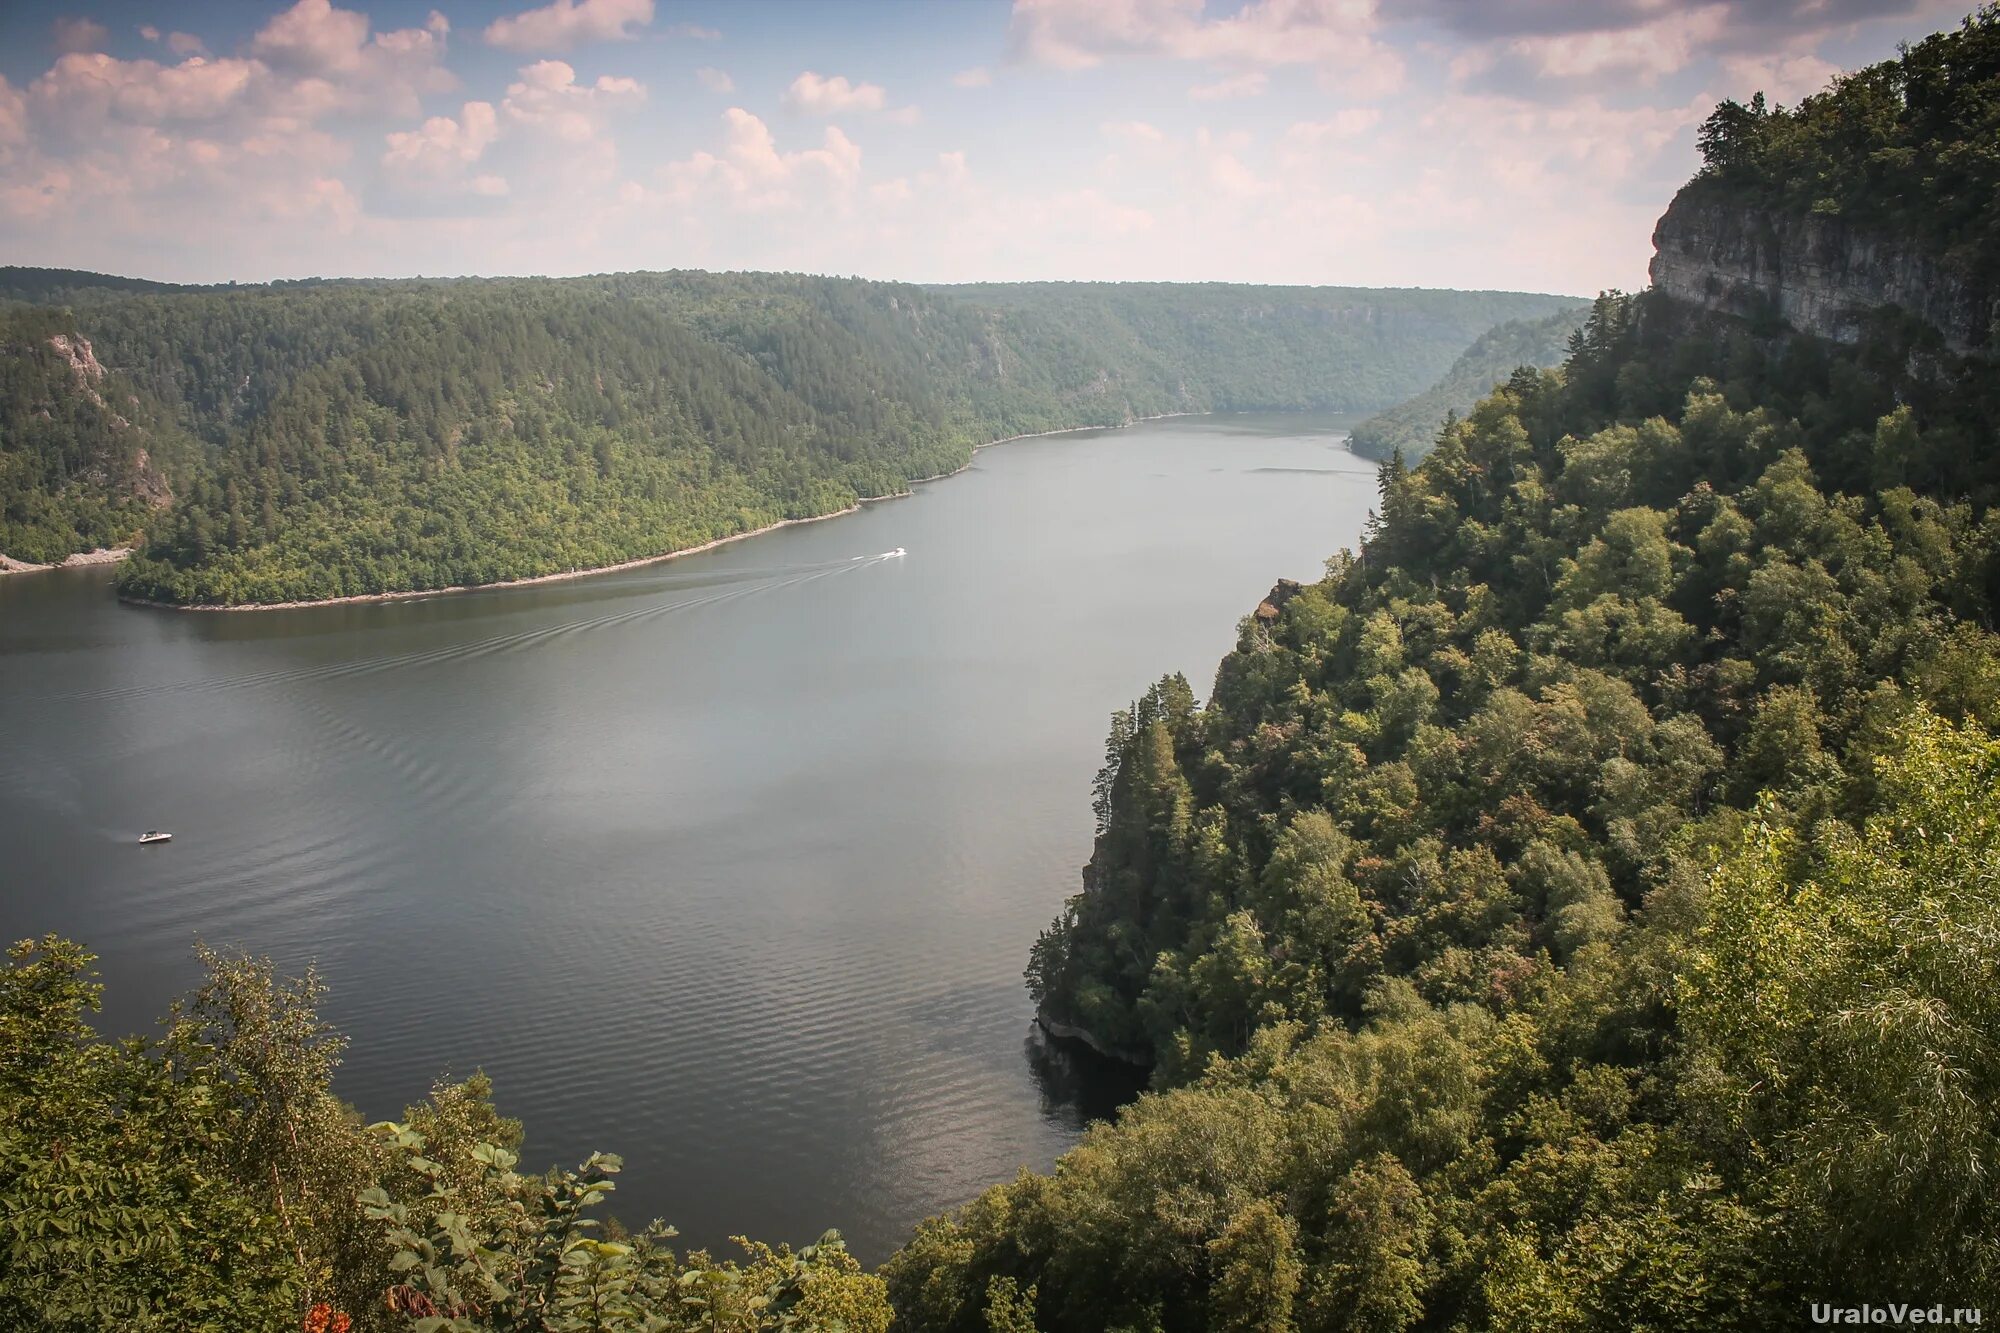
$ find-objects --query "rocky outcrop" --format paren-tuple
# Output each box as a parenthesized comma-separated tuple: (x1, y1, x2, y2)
(1649, 190, 1996, 353)
(0, 546, 133, 576)
(1033, 1013, 1149, 1068)
(49, 332, 105, 382)
(1254, 578, 1305, 624)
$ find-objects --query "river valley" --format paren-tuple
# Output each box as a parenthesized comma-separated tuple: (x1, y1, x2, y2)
(0, 412, 1382, 1262)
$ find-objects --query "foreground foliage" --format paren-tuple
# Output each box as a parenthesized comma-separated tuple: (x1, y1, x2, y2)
(894, 704, 2000, 1329)
(0, 939, 888, 1332)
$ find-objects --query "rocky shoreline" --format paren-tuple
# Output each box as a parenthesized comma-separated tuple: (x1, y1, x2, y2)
(0, 546, 132, 577)
(1033, 1012, 1151, 1068)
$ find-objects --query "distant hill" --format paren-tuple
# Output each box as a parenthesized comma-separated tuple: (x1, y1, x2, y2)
(0, 271, 1571, 604)
(0, 267, 200, 304)
(934, 282, 1582, 414)
(1345, 304, 1588, 460)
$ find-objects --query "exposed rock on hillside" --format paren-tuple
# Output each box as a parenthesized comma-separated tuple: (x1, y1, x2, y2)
(1253, 578, 1304, 624)
(1650, 191, 1997, 353)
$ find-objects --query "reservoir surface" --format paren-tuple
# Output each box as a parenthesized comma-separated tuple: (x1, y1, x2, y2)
(0, 412, 1380, 1261)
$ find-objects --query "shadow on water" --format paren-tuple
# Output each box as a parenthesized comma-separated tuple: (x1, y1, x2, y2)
(1024, 1023, 1149, 1132)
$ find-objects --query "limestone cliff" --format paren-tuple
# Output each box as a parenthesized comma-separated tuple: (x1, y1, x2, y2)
(1649, 187, 1997, 354)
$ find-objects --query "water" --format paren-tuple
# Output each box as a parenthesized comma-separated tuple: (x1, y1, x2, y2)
(0, 413, 1381, 1262)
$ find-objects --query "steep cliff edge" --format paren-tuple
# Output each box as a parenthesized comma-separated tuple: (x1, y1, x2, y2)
(1649, 187, 1997, 353)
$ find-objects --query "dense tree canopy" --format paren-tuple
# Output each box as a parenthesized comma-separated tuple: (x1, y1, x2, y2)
(0, 308, 196, 563)
(888, 256, 2000, 1323)
(904, 23, 2000, 1305)
(1690, 3, 2000, 290)
(0, 272, 1570, 603)
(13, 13, 2000, 1330)
(0, 937, 891, 1333)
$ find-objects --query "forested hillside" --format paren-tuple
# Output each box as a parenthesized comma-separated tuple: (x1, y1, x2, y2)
(11, 10, 2000, 1333)
(0, 272, 1570, 604)
(932, 283, 1579, 413)
(882, 13, 2000, 1327)
(1345, 305, 1587, 461)
(0, 308, 197, 565)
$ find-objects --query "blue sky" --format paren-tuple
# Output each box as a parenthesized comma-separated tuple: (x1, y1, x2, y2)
(0, 0, 1974, 292)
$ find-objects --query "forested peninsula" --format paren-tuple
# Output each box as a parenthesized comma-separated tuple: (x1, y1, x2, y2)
(8, 8, 2000, 1332)
(0, 273, 1569, 606)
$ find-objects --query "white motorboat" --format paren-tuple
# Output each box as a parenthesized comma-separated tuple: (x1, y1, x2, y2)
(138, 830, 173, 845)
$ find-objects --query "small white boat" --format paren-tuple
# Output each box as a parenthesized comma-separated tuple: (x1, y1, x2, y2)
(888, 547, 906, 558)
(138, 830, 172, 845)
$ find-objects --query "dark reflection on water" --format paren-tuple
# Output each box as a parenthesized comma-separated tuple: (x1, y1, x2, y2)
(1025, 1025, 1150, 1132)
(0, 413, 1378, 1263)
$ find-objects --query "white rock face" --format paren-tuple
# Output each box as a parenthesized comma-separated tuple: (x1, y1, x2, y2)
(1649, 190, 1996, 354)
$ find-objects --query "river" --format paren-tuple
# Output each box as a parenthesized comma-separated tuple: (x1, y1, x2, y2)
(0, 412, 1381, 1261)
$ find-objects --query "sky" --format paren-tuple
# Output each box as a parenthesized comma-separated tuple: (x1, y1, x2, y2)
(0, 0, 1976, 293)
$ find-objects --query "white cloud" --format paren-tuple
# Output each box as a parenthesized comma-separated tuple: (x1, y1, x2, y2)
(252, 0, 368, 73)
(1718, 51, 1840, 105)
(30, 53, 261, 126)
(26, 5, 450, 137)
(1101, 119, 1165, 144)
(0, 77, 26, 151)
(484, 0, 654, 53)
(0, 94, 362, 257)
(658, 108, 863, 212)
(1190, 71, 1267, 100)
(1280, 107, 1380, 147)
(382, 101, 507, 202)
(377, 60, 644, 218)
(1271, 110, 1382, 180)
(1010, 0, 1404, 96)
(138, 24, 160, 42)
(9, 5, 473, 248)
(52, 17, 110, 55)
(1504, 5, 1730, 83)
(384, 101, 499, 168)
(503, 59, 645, 142)
(0, 0, 1946, 291)
(783, 71, 887, 115)
(249, 0, 455, 117)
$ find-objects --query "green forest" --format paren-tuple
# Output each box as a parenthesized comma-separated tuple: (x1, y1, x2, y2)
(0, 272, 1568, 604)
(1345, 307, 1587, 462)
(1687, 7, 2000, 289)
(9, 7, 2000, 1331)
